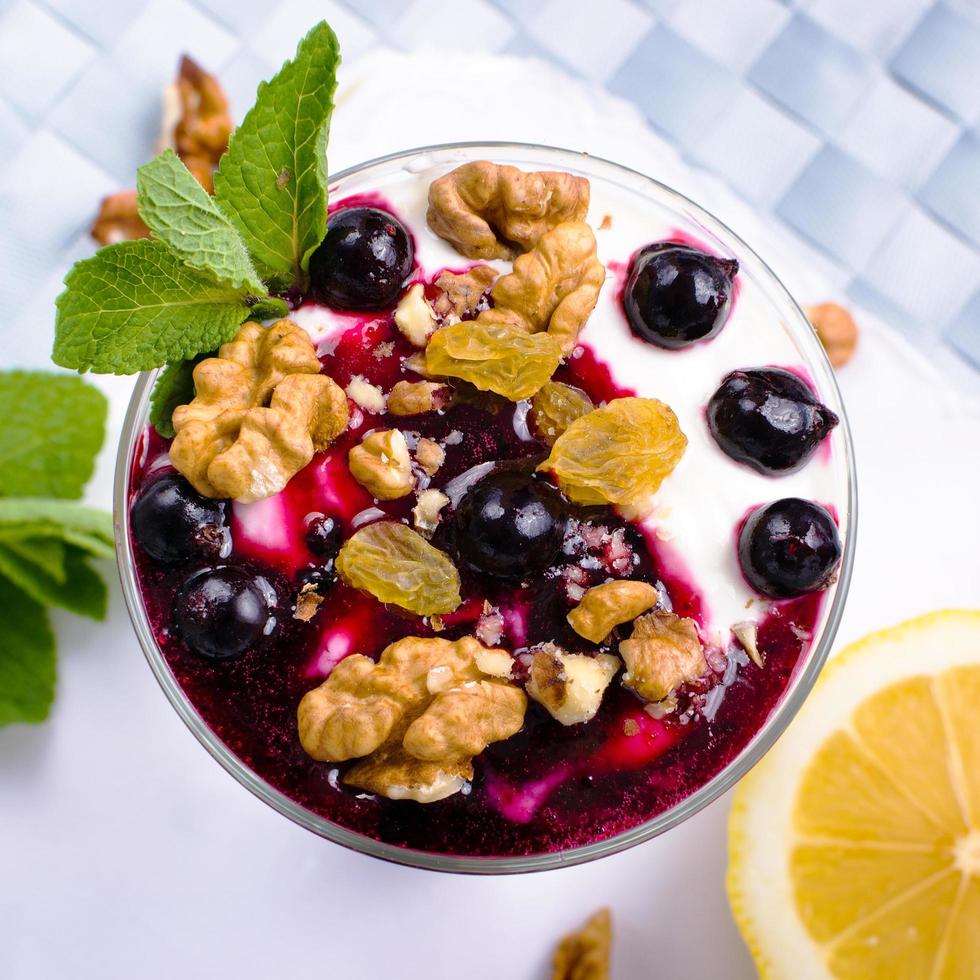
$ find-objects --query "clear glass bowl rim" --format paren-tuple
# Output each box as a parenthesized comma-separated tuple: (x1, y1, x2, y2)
(114, 140, 858, 875)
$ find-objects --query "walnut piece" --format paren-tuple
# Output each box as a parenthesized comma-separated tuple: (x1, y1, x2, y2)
(732, 620, 764, 668)
(394, 283, 437, 346)
(170, 55, 232, 193)
(414, 437, 445, 476)
(90, 190, 150, 245)
(91, 56, 230, 243)
(346, 375, 386, 414)
(805, 302, 858, 368)
(527, 644, 620, 726)
(427, 161, 590, 260)
(170, 320, 348, 501)
(567, 580, 659, 644)
(297, 635, 525, 802)
(293, 583, 323, 623)
(619, 610, 707, 703)
(552, 908, 612, 980)
(348, 429, 415, 500)
(477, 221, 605, 354)
(432, 265, 497, 319)
(412, 488, 449, 535)
(388, 380, 446, 416)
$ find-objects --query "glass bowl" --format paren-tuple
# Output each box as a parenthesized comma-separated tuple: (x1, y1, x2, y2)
(115, 142, 857, 874)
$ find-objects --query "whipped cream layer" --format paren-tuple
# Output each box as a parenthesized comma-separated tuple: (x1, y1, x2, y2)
(290, 152, 850, 649)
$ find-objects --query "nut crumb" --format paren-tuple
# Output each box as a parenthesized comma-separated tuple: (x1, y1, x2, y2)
(412, 488, 450, 535)
(732, 621, 764, 668)
(373, 341, 395, 360)
(805, 302, 858, 368)
(622, 718, 640, 737)
(293, 584, 324, 622)
(567, 580, 659, 644)
(552, 908, 612, 980)
(598, 214, 612, 231)
(429, 615, 445, 633)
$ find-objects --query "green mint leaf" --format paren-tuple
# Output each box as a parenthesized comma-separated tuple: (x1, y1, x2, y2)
(137, 149, 266, 294)
(3, 537, 68, 584)
(0, 499, 114, 559)
(53, 239, 254, 374)
(0, 543, 107, 621)
(245, 296, 290, 321)
(0, 582, 55, 726)
(149, 354, 210, 439)
(0, 371, 107, 500)
(214, 21, 340, 288)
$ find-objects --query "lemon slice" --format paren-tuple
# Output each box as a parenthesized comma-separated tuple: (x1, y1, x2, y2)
(728, 610, 980, 979)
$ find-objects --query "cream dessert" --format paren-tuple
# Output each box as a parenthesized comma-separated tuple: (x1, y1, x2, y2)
(126, 149, 849, 859)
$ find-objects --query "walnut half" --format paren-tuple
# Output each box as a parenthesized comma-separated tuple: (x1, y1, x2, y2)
(297, 636, 526, 803)
(477, 221, 605, 354)
(552, 908, 612, 980)
(427, 161, 590, 260)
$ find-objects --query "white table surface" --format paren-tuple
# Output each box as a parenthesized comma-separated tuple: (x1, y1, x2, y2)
(2, 51, 979, 980)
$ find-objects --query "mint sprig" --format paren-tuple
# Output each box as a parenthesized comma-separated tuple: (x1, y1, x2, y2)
(52, 20, 340, 384)
(214, 21, 340, 289)
(136, 149, 265, 293)
(0, 371, 111, 726)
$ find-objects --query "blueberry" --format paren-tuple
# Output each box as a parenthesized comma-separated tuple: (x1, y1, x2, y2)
(173, 566, 275, 660)
(738, 499, 842, 599)
(451, 471, 565, 579)
(707, 368, 839, 474)
(305, 514, 342, 560)
(309, 206, 414, 309)
(623, 242, 738, 349)
(131, 473, 228, 563)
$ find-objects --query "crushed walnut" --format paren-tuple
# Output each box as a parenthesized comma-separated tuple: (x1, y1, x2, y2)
(293, 583, 324, 623)
(394, 283, 437, 347)
(527, 644, 620, 727)
(477, 221, 605, 354)
(388, 380, 446, 417)
(297, 636, 525, 802)
(805, 302, 858, 368)
(349, 429, 415, 500)
(427, 161, 590, 260)
(412, 488, 450, 536)
(431, 265, 497, 320)
(414, 437, 446, 476)
(346, 375, 386, 414)
(731, 621, 764, 668)
(170, 320, 348, 501)
(619, 610, 707, 704)
(552, 908, 612, 980)
(567, 580, 659, 644)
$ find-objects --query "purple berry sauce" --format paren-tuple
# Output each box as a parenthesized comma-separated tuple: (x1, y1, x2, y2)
(129, 308, 825, 858)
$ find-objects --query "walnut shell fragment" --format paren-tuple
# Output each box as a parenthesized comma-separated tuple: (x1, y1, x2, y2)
(567, 580, 659, 643)
(478, 221, 605, 354)
(552, 908, 612, 980)
(170, 320, 348, 502)
(298, 636, 525, 803)
(427, 161, 590, 260)
(619, 610, 707, 704)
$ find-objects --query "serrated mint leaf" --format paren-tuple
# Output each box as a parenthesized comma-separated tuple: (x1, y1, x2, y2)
(0, 371, 107, 500)
(214, 21, 340, 289)
(0, 499, 115, 558)
(53, 239, 254, 374)
(245, 297, 290, 321)
(0, 543, 107, 621)
(137, 149, 265, 293)
(149, 354, 210, 439)
(0, 582, 55, 726)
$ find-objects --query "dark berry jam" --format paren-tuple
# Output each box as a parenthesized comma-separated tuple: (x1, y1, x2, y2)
(130, 308, 825, 859)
